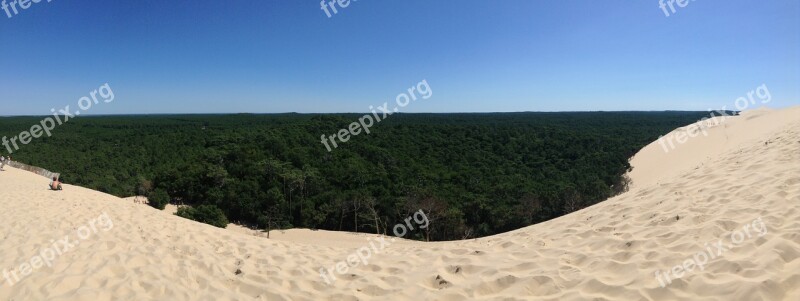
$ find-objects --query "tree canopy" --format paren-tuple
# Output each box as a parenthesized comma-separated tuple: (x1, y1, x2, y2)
(0, 112, 713, 240)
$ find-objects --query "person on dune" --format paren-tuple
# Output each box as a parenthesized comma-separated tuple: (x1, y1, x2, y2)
(50, 177, 63, 191)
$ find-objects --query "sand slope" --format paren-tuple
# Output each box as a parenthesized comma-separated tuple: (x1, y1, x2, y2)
(628, 106, 800, 189)
(1, 107, 798, 300)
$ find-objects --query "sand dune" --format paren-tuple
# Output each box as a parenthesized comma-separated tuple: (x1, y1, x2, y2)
(1, 107, 798, 300)
(628, 106, 800, 189)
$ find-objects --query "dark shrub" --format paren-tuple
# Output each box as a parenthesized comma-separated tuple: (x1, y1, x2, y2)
(176, 205, 229, 228)
(148, 189, 169, 210)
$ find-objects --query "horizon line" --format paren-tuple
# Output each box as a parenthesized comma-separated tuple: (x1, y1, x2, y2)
(0, 109, 744, 118)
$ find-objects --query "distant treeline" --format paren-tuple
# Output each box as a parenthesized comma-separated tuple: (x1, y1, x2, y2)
(0, 112, 712, 240)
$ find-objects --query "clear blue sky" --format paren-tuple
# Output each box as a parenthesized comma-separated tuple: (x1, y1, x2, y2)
(1, 0, 798, 115)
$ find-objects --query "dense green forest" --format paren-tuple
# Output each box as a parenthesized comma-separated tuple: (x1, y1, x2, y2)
(0, 112, 712, 240)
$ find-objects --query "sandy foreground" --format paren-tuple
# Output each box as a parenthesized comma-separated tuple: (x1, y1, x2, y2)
(1, 107, 799, 300)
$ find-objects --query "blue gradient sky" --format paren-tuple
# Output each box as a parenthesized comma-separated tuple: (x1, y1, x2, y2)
(1, 0, 798, 115)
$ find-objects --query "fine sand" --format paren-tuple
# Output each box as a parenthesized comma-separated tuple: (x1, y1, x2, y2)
(1, 107, 798, 300)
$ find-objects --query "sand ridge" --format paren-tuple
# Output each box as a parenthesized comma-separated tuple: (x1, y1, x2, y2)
(1, 107, 798, 300)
